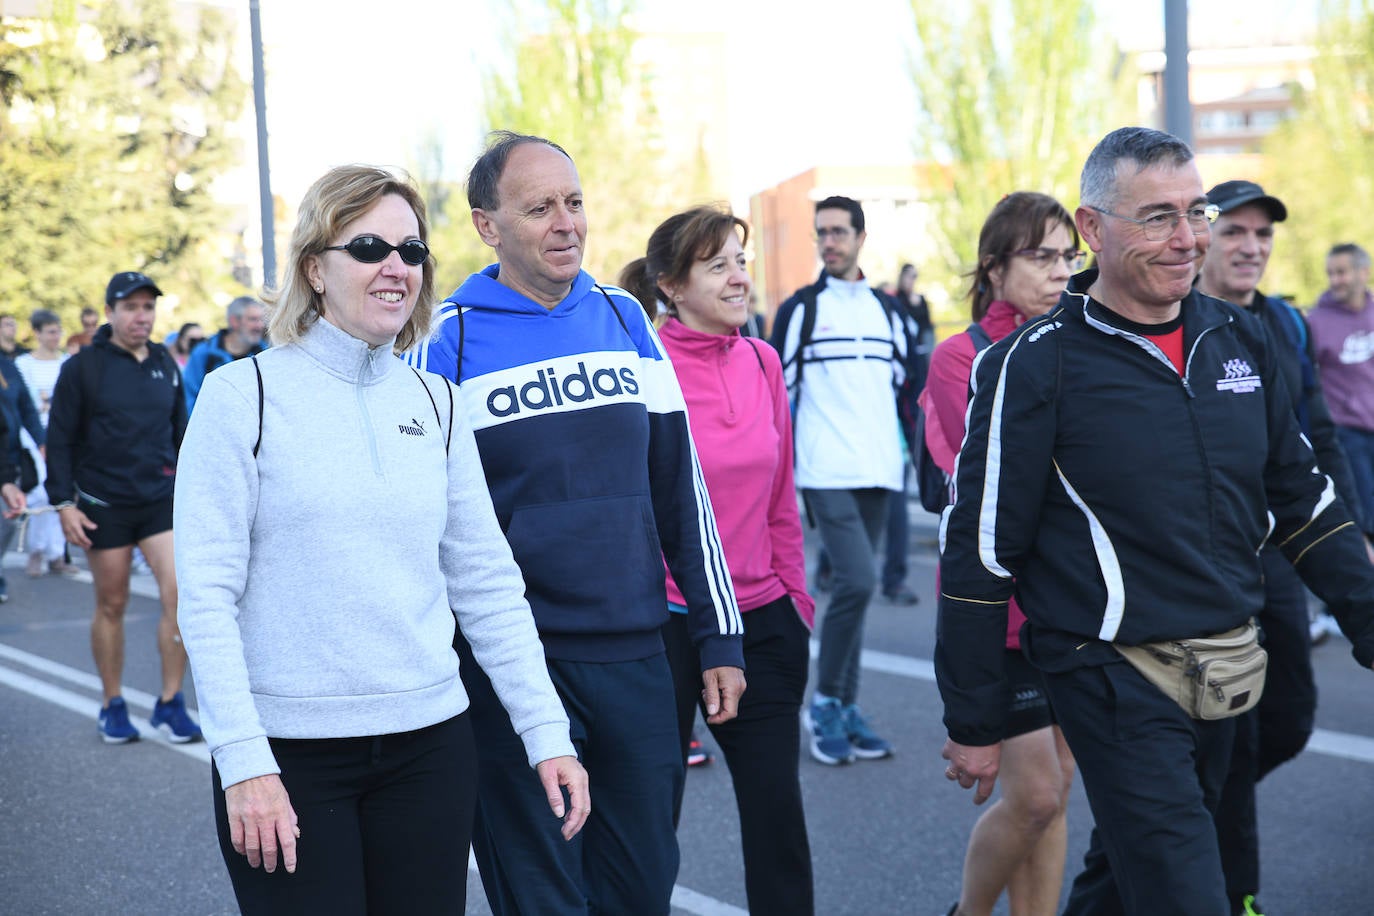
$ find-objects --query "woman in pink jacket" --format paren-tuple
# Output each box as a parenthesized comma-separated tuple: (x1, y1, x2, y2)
(620, 205, 814, 916)
(926, 192, 1080, 916)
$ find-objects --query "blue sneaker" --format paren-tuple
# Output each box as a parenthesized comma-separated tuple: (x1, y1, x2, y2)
(150, 691, 202, 743)
(97, 697, 141, 744)
(805, 697, 855, 765)
(842, 703, 893, 759)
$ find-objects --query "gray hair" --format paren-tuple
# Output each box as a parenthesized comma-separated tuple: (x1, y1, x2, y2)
(1080, 127, 1196, 210)
(226, 295, 263, 321)
(466, 131, 573, 212)
(1329, 243, 1372, 270)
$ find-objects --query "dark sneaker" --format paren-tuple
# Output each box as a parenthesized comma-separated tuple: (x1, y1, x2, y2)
(882, 586, 920, 606)
(842, 703, 894, 759)
(687, 735, 714, 767)
(805, 697, 855, 765)
(0, 576, 8, 603)
(150, 691, 203, 743)
(97, 697, 141, 744)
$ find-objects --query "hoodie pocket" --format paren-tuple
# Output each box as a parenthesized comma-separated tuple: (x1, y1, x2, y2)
(505, 494, 663, 627)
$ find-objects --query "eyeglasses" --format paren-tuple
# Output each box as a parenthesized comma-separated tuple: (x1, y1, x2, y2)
(1012, 247, 1086, 270)
(184, 337, 206, 347)
(814, 226, 854, 242)
(1089, 204, 1220, 241)
(323, 235, 430, 266)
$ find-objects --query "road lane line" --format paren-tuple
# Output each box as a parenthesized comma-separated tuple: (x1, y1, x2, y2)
(0, 641, 736, 915)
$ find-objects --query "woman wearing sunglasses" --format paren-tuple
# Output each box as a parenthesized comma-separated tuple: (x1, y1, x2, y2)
(620, 205, 814, 916)
(926, 192, 1080, 916)
(169, 322, 204, 368)
(174, 165, 587, 914)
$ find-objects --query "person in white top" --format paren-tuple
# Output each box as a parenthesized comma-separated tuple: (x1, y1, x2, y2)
(13, 309, 71, 576)
(769, 196, 909, 766)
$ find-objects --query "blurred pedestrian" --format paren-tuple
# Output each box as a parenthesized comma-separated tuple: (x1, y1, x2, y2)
(168, 322, 205, 368)
(13, 310, 70, 576)
(65, 306, 100, 354)
(182, 297, 267, 413)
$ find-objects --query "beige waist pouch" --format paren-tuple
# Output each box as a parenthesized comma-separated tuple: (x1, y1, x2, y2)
(1114, 619, 1267, 720)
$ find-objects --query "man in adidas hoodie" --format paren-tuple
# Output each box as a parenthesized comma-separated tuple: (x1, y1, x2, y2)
(410, 131, 745, 916)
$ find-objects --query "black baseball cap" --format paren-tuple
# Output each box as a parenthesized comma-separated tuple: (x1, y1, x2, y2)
(105, 271, 163, 306)
(1206, 180, 1287, 222)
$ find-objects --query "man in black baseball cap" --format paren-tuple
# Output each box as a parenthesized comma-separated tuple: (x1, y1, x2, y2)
(46, 269, 200, 747)
(1199, 182, 1362, 916)
(104, 271, 163, 307)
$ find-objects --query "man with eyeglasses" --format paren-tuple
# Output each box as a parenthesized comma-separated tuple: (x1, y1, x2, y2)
(936, 127, 1374, 915)
(770, 195, 910, 766)
(181, 296, 267, 414)
(408, 131, 745, 916)
(1196, 181, 1368, 916)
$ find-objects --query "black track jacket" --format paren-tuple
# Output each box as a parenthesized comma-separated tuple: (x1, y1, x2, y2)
(937, 272, 1374, 746)
(46, 326, 186, 509)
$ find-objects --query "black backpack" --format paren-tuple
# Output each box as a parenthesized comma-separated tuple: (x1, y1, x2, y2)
(915, 322, 993, 513)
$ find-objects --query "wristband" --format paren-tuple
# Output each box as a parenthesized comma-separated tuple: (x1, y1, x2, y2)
(53, 500, 76, 511)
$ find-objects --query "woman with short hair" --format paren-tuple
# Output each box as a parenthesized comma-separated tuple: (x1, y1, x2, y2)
(621, 205, 815, 916)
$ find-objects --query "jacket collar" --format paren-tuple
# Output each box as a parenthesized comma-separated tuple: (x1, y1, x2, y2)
(296, 316, 397, 385)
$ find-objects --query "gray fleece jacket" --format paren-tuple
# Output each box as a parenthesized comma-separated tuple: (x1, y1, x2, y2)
(174, 317, 573, 788)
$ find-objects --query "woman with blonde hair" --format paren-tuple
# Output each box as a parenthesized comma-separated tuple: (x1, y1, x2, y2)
(175, 165, 588, 913)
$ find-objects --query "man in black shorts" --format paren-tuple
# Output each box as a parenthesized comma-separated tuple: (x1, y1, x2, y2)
(46, 272, 200, 744)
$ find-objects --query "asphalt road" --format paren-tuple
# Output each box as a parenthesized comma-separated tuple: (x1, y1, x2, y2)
(1, 510, 1372, 914)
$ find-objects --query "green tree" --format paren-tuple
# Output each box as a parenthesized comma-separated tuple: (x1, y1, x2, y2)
(1262, 0, 1374, 305)
(905, 0, 1135, 317)
(0, 0, 246, 336)
(441, 0, 714, 288)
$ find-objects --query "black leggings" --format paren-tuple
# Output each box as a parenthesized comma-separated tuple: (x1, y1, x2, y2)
(212, 713, 476, 915)
(664, 596, 815, 916)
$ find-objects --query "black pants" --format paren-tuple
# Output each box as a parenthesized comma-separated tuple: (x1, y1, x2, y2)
(212, 714, 477, 915)
(1215, 547, 1318, 904)
(458, 634, 682, 915)
(1051, 661, 1235, 916)
(663, 597, 815, 916)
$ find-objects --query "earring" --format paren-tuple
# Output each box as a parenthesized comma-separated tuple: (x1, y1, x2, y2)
(314, 286, 323, 294)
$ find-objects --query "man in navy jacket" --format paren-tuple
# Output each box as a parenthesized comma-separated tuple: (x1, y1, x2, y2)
(410, 132, 744, 916)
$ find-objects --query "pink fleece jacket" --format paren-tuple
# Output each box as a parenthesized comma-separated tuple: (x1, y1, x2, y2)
(659, 319, 815, 627)
(922, 301, 1027, 648)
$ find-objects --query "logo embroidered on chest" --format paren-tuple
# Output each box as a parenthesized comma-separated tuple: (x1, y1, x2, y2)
(1216, 358, 1262, 394)
(398, 418, 427, 437)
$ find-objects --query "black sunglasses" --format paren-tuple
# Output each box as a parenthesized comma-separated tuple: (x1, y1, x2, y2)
(323, 235, 430, 266)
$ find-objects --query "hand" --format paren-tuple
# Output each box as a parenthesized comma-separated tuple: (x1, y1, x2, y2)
(535, 755, 590, 841)
(1364, 537, 1374, 565)
(224, 774, 300, 873)
(58, 505, 97, 549)
(941, 737, 1002, 805)
(0, 483, 25, 519)
(701, 666, 746, 725)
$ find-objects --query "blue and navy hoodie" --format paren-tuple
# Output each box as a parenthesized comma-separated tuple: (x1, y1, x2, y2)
(410, 267, 744, 671)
